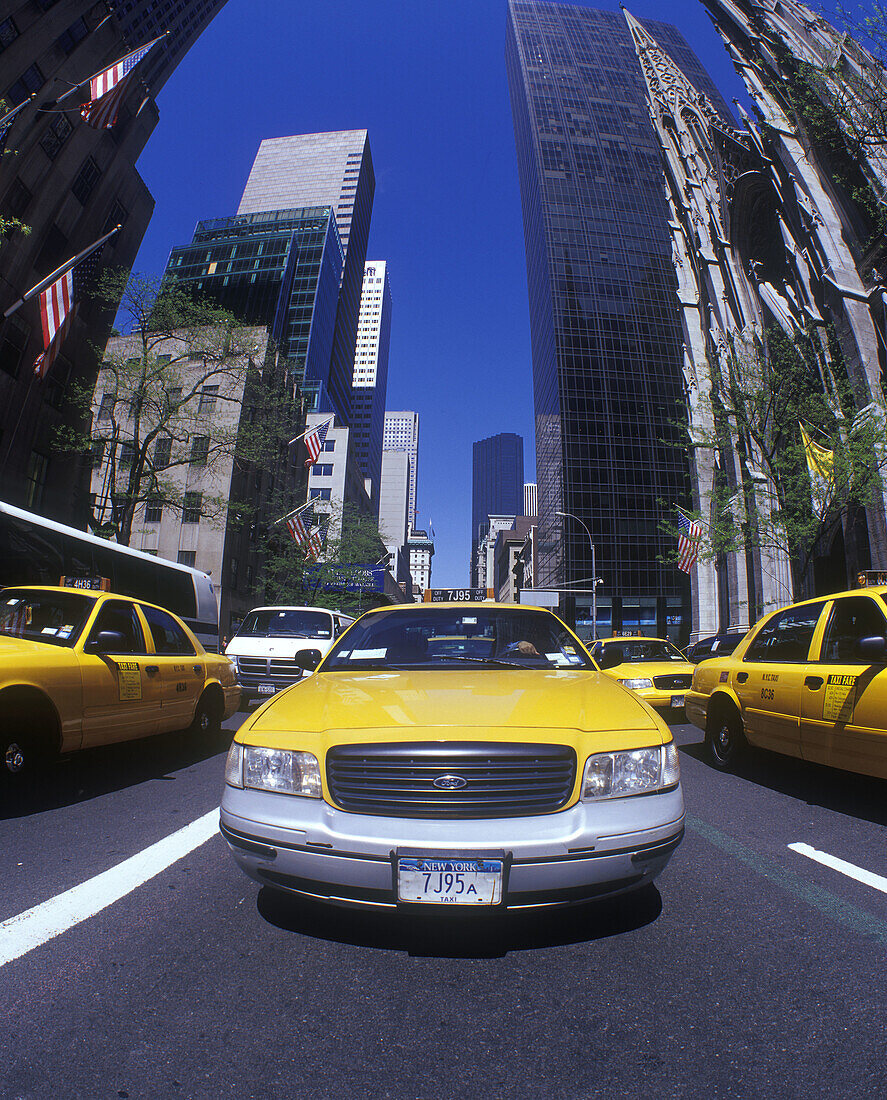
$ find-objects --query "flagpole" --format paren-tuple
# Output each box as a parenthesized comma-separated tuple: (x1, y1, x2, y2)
(0, 96, 36, 130)
(271, 499, 314, 527)
(3, 225, 120, 318)
(54, 33, 168, 104)
(287, 414, 335, 447)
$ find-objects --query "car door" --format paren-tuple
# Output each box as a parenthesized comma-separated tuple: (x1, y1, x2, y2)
(736, 601, 826, 758)
(78, 599, 162, 747)
(801, 594, 887, 778)
(138, 603, 204, 733)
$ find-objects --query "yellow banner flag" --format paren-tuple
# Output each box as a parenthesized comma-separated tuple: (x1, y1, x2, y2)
(800, 423, 834, 518)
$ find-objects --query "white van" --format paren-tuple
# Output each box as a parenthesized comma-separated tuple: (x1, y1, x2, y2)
(225, 605, 356, 705)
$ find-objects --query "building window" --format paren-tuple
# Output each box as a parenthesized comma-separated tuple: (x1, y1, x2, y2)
(97, 394, 115, 421)
(8, 63, 44, 105)
(198, 384, 218, 413)
(38, 114, 72, 159)
(177, 550, 196, 567)
(309, 488, 331, 501)
(25, 452, 49, 509)
(4, 178, 31, 219)
(145, 495, 162, 523)
(0, 315, 29, 378)
(323, 439, 335, 452)
(119, 442, 136, 467)
(71, 156, 101, 206)
(0, 17, 19, 50)
(182, 492, 202, 524)
(103, 199, 128, 236)
(153, 436, 172, 468)
(57, 17, 88, 55)
(312, 463, 334, 477)
(189, 435, 209, 465)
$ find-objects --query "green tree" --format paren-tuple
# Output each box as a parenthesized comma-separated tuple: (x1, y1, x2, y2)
(0, 99, 31, 241)
(668, 325, 886, 595)
(260, 501, 393, 613)
(56, 271, 297, 545)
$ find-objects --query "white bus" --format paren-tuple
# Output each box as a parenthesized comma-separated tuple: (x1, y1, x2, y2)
(0, 500, 220, 650)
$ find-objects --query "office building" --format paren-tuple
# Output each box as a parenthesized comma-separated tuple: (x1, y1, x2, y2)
(351, 261, 392, 505)
(0, 0, 227, 526)
(236, 131, 375, 427)
(165, 206, 343, 415)
(506, 1, 730, 640)
(383, 411, 419, 529)
(471, 433, 523, 587)
(523, 482, 538, 519)
(407, 527, 434, 598)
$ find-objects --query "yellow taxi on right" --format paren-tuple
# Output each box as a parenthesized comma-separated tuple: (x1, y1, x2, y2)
(685, 585, 887, 778)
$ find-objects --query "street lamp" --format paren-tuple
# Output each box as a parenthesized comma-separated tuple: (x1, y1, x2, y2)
(555, 510, 597, 641)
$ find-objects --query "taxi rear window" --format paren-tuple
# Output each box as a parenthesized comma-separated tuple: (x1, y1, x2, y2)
(743, 602, 825, 663)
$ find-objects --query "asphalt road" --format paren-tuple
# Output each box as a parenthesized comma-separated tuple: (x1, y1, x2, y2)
(2, 708, 887, 1099)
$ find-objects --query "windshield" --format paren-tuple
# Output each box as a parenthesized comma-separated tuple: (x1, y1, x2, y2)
(322, 607, 594, 671)
(236, 609, 333, 639)
(0, 589, 96, 648)
(600, 639, 686, 663)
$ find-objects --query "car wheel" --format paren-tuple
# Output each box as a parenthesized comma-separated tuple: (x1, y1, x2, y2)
(190, 693, 222, 739)
(706, 707, 746, 770)
(1, 732, 47, 785)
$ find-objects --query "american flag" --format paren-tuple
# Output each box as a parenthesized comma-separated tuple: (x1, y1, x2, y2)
(33, 246, 105, 379)
(285, 507, 313, 547)
(305, 518, 329, 562)
(303, 418, 332, 466)
(677, 511, 702, 573)
(81, 38, 161, 129)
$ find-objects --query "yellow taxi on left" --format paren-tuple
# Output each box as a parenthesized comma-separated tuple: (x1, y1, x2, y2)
(0, 585, 240, 782)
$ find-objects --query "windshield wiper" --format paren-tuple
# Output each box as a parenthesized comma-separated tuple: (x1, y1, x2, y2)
(429, 653, 530, 668)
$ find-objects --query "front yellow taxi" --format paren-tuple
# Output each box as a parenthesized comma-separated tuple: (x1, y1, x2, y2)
(0, 585, 239, 781)
(590, 637, 694, 711)
(221, 602, 684, 911)
(686, 586, 887, 778)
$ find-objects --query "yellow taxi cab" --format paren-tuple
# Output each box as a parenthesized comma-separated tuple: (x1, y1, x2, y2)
(0, 585, 240, 782)
(589, 637, 695, 712)
(685, 585, 887, 777)
(220, 602, 684, 912)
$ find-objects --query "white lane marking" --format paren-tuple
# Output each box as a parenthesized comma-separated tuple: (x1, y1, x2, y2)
(789, 842, 887, 896)
(0, 808, 219, 969)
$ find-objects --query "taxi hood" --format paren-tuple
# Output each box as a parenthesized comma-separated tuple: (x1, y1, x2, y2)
(242, 667, 664, 740)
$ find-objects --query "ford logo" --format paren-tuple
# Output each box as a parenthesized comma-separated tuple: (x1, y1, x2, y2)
(433, 774, 468, 790)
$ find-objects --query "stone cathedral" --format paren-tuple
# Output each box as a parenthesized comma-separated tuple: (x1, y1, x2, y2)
(624, 0, 887, 636)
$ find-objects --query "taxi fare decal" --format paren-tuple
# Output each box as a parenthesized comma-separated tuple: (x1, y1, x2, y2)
(823, 673, 856, 722)
(115, 660, 142, 701)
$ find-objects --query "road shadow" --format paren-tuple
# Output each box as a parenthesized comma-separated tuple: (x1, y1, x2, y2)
(679, 735, 887, 828)
(256, 883, 662, 957)
(0, 724, 236, 820)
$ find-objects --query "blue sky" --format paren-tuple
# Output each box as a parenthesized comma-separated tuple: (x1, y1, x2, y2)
(130, 0, 760, 586)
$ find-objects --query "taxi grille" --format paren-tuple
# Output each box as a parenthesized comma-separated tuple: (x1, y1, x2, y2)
(653, 674, 691, 690)
(326, 742, 576, 819)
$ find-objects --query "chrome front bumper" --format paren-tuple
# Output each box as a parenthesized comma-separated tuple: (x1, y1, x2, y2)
(219, 785, 685, 910)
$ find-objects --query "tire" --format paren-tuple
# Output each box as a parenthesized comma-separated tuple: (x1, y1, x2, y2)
(705, 706, 746, 770)
(190, 692, 222, 739)
(1, 731, 47, 785)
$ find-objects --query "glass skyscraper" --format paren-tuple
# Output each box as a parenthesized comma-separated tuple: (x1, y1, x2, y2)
(471, 433, 524, 586)
(165, 207, 343, 414)
(506, 1, 730, 638)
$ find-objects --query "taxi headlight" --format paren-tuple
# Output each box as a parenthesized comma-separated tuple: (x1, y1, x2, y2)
(581, 743, 680, 800)
(224, 743, 322, 797)
(618, 677, 654, 690)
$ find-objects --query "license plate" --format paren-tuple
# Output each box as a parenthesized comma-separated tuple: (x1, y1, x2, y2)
(257, 683, 276, 695)
(397, 857, 503, 905)
(671, 695, 685, 707)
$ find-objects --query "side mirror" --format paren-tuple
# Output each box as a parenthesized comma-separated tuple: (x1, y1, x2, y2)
(856, 635, 887, 663)
(597, 646, 624, 671)
(86, 629, 127, 654)
(295, 649, 322, 671)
